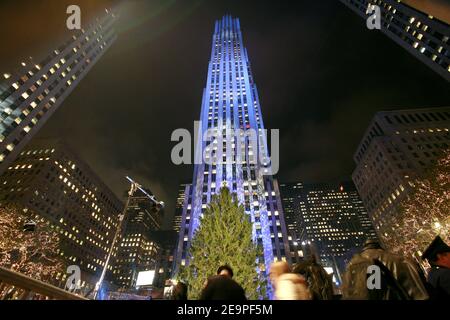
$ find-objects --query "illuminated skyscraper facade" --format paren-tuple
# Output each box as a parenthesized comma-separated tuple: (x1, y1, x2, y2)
(172, 183, 188, 233)
(174, 16, 291, 281)
(280, 181, 378, 283)
(113, 185, 163, 289)
(0, 139, 123, 293)
(0, 9, 117, 175)
(352, 107, 450, 245)
(340, 0, 450, 81)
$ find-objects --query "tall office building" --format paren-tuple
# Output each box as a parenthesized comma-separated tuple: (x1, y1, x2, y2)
(152, 230, 178, 290)
(0, 139, 123, 293)
(279, 182, 306, 242)
(172, 183, 188, 233)
(0, 9, 117, 175)
(279, 181, 378, 282)
(174, 16, 291, 281)
(113, 183, 164, 289)
(352, 107, 450, 245)
(278, 182, 308, 264)
(340, 0, 450, 81)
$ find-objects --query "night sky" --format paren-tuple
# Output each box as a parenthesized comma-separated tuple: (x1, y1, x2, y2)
(1, 0, 449, 228)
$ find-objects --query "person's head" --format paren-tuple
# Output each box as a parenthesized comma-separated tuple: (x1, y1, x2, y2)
(269, 261, 291, 286)
(422, 236, 450, 268)
(172, 282, 188, 300)
(292, 261, 306, 273)
(217, 265, 234, 278)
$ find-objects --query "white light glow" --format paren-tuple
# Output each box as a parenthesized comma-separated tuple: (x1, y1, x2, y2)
(136, 270, 155, 286)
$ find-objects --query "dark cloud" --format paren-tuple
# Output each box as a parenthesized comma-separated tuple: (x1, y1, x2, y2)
(1, 0, 449, 228)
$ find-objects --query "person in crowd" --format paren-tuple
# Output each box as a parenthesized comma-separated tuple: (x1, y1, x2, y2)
(217, 265, 234, 278)
(172, 281, 188, 300)
(292, 256, 334, 300)
(421, 236, 450, 299)
(269, 261, 312, 300)
(342, 239, 429, 300)
(200, 265, 247, 300)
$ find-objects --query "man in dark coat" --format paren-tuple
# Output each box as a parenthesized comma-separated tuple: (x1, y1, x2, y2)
(422, 236, 450, 299)
(200, 265, 247, 300)
(342, 239, 429, 300)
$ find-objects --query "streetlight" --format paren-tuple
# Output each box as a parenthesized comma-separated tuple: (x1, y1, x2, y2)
(92, 176, 164, 300)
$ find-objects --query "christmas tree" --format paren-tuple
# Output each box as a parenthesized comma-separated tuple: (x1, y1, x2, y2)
(382, 149, 450, 259)
(179, 187, 266, 299)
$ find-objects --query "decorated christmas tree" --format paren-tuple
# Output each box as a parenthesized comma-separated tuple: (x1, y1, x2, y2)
(382, 149, 450, 259)
(179, 187, 266, 299)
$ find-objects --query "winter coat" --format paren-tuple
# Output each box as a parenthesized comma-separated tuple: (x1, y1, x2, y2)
(342, 245, 429, 300)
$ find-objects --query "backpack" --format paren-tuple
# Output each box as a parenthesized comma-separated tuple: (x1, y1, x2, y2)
(342, 254, 411, 300)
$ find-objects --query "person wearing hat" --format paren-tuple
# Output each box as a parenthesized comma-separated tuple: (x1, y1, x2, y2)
(422, 236, 450, 299)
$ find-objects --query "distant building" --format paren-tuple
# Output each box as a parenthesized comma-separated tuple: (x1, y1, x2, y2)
(279, 181, 378, 282)
(0, 10, 117, 175)
(0, 139, 123, 293)
(279, 182, 307, 263)
(113, 182, 164, 289)
(172, 184, 188, 233)
(352, 107, 450, 245)
(152, 230, 178, 290)
(340, 0, 450, 81)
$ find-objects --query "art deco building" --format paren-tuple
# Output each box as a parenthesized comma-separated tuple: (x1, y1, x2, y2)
(279, 181, 378, 282)
(0, 9, 117, 175)
(352, 107, 450, 244)
(0, 139, 123, 293)
(340, 0, 450, 81)
(113, 183, 164, 289)
(174, 16, 291, 285)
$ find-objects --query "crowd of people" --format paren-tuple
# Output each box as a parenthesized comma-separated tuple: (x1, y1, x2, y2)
(171, 236, 450, 300)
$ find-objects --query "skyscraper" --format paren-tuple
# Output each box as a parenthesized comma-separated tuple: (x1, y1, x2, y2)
(113, 183, 164, 289)
(0, 9, 117, 175)
(174, 16, 291, 280)
(172, 183, 188, 233)
(279, 182, 306, 243)
(279, 181, 378, 282)
(352, 107, 450, 245)
(340, 0, 450, 81)
(0, 139, 123, 293)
